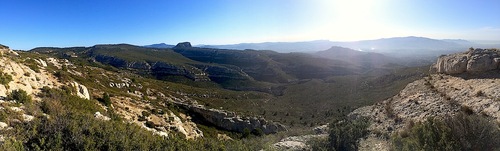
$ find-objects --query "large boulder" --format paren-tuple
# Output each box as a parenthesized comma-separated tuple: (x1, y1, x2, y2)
(434, 54, 468, 74)
(431, 48, 500, 74)
(466, 49, 500, 72)
(71, 82, 90, 100)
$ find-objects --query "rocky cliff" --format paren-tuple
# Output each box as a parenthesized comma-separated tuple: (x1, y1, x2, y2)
(431, 48, 500, 74)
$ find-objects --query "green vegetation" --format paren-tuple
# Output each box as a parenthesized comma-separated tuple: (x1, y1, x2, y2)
(24, 58, 41, 73)
(311, 117, 370, 151)
(0, 72, 13, 85)
(30, 44, 427, 130)
(391, 113, 500, 151)
(18, 44, 435, 150)
(0, 44, 8, 49)
(1, 87, 280, 150)
(7, 89, 32, 104)
(98, 93, 112, 106)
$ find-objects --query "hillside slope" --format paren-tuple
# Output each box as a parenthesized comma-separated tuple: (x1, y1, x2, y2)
(348, 48, 500, 150)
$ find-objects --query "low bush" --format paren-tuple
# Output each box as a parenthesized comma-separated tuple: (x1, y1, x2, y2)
(0, 72, 13, 85)
(391, 113, 500, 151)
(318, 117, 370, 151)
(7, 89, 32, 104)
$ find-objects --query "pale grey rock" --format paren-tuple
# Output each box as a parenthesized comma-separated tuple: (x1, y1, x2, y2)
(434, 53, 468, 74)
(94, 112, 111, 121)
(432, 48, 500, 74)
(71, 82, 90, 100)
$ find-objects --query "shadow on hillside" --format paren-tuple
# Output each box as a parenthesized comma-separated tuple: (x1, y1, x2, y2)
(455, 70, 500, 80)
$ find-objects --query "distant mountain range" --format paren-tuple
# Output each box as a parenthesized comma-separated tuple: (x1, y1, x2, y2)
(145, 36, 485, 54)
(199, 36, 475, 53)
(143, 43, 175, 48)
(315, 46, 399, 68)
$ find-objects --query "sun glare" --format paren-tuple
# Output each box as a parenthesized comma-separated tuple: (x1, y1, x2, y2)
(311, 0, 404, 41)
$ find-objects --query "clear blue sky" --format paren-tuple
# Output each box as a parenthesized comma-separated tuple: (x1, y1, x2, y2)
(1, 0, 499, 50)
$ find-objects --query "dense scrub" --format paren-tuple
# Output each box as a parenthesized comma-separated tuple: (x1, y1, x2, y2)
(391, 113, 500, 151)
(311, 117, 370, 151)
(7, 89, 32, 104)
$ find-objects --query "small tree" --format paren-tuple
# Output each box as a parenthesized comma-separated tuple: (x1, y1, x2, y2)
(102, 93, 112, 106)
(242, 128, 251, 138)
(0, 72, 12, 85)
(8, 89, 32, 104)
(328, 117, 370, 151)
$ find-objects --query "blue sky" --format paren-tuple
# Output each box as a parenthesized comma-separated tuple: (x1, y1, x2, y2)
(1, 0, 499, 50)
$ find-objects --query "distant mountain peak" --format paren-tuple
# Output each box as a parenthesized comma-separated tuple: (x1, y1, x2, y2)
(175, 42, 192, 48)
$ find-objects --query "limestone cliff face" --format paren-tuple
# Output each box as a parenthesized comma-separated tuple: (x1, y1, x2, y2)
(431, 48, 500, 74)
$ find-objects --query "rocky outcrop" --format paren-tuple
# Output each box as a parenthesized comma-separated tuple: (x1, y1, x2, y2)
(174, 42, 192, 48)
(177, 103, 287, 134)
(112, 96, 203, 139)
(94, 112, 111, 121)
(70, 81, 90, 100)
(431, 48, 500, 74)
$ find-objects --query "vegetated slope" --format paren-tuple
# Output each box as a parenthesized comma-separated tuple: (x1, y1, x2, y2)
(347, 48, 500, 150)
(315, 46, 400, 68)
(1, 44, 291, 150)
(172, 43, 364, 83)
(31, 44, 266, 91)
(30, 42, 428, 129)
(33, 42, 372, 93)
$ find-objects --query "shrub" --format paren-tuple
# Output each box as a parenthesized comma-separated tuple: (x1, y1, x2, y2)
(475, 90, 485, 97)
(0, 72, 13, 85)
(142, 111, 151, 117)
(251, 128, 264, 136)
(391, 117, 458, 151)
(391, 113, 500, 151)
(460, 105, 474, 115)
(445, 113, 500, 150)
(98, 93, 112, 106)
(8, 89, 32, 104)
(327, 117, 370, 151)
(242, 128, 251, 138)
(145, 121, 155, 128)
(54, 71, 70, 82)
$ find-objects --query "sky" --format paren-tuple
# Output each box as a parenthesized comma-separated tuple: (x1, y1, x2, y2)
(0, 0, 499, 50)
